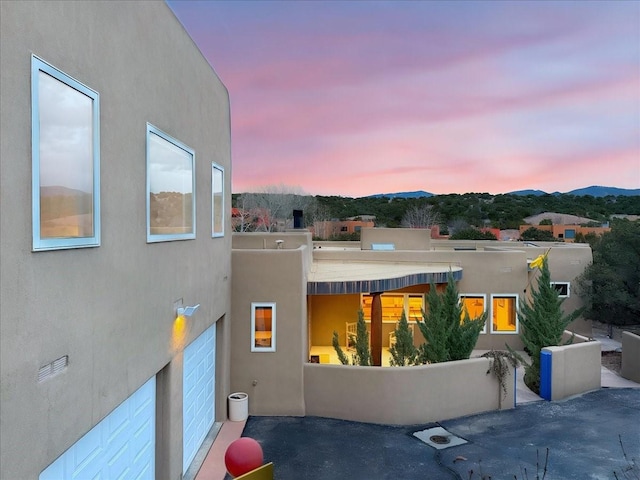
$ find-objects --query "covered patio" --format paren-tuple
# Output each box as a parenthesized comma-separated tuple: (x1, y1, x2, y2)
(307, 260, 463, 366)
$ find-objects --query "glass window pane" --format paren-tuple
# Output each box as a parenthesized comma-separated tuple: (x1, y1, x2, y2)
(212, 164, 224, 237)
(407, 295, 423, 322)
(32, 56, 100, 250)
(146, 125, 195, 242)
(39, 72, 94, 238)
(492, 296, 517, 332)
(461, 296, 484, 320)
(251, 303, 276, 352)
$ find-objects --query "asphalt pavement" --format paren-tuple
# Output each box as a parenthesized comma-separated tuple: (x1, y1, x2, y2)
(232, 388, 640, 480)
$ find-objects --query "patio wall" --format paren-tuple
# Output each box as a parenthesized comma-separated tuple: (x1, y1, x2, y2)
(541, 340, 601, 401)
(621, 331, 640, 383)
(303, 357, 514, 425)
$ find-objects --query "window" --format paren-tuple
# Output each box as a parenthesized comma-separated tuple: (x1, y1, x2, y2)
(459, 294, 487, 333)
(251, 303, 276, 352)
(211, 163, 224, 237)
(146, 124, 195, 242)
(491, 295, 518, 333)
(551, 282, 570, 298)
(32, 56, 100, 251)
(361, 293, 424, 322)
(565, 229, 575, 239)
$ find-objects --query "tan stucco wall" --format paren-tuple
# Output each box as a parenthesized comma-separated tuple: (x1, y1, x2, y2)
(621, 331, 640, 383)
(361, 227, 431, 250)
(231, 246, 309, 416)
(0, 2, 231, 479)
(304, 358, 514, 425)
(544, 341, 601, 401)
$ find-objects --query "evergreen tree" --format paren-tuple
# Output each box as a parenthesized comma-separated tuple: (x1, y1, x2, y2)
(332, 310, 372, 366)
(512, 255, 582, 393)
(331, 331, 350, 365)
(416, 281, 450, 363)
(577, 219, 640, 327)
(416, 272, 485, 363)
(389, 311, 418, 366)
(352, 309, 371, 366)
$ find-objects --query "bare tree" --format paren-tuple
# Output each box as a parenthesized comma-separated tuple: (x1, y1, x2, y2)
(401, 205, 440, 229)
(237, 184, 315, 232)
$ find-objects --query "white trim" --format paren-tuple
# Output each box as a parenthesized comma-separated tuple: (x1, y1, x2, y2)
(211, 163, 224, 238)
(32, 55, 101, 251)
(490, 294, 519, 334)
(251, 302, 276, 352)
(146, 123, 196, 243)
(551, 281, 570, 298)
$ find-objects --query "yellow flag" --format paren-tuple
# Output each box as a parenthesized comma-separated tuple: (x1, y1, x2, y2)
(529, 252, 547, 269)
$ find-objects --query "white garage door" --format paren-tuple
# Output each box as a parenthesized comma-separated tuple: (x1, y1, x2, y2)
(183, 323, 216, 474)
(40, 376, 156, 480)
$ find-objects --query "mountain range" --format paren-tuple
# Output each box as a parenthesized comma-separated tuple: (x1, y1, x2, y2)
(370, 186, 640, 199)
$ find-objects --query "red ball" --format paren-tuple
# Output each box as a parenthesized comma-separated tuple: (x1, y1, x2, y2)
(224, 437, 264, 478)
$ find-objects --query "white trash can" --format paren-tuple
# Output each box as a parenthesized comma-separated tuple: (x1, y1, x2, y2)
(228, 392, 248, 421)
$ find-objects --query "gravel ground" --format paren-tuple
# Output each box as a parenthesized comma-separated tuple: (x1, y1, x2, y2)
(592, 321, 640, 375)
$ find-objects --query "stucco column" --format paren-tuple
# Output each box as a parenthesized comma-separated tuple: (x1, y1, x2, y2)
(371, 292, 383, 366)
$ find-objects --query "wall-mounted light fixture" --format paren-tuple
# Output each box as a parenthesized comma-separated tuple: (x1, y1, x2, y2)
(177, 304, 200, 318)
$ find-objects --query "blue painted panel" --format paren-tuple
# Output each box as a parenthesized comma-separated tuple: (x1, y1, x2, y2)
(40, 376, 155, 480)
(183, 324, 216, 474)
(540, 350, 552, 401)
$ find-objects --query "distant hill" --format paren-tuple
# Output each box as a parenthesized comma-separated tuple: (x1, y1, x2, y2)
(509, 186, 639, 197)
(508, 189, 549, 196)
(566, 186, 640, 197)
(368, 190, 433, 199)
(367, 186, 638, 199)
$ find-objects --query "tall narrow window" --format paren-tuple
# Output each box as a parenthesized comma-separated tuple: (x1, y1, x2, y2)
(491, 295, 518, 333)
(146, 124, 195, 242)
(251, 303, 276, 352)
(32, 56, 100, 250)
(212, 163, 224, 237)
(459, 294, 487, 333)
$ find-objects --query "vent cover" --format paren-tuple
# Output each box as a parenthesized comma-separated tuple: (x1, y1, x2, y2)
(38, 355, 68, 382)
(413, 426, 468, 450)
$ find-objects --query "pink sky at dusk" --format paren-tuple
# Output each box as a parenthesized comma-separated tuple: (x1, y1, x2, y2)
(167, 1, 640, 197)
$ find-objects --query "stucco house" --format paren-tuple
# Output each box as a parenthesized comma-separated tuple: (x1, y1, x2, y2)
(1, 2, 232, 479)
(1, 2, 596, 479)
(230, 228, 592, 418)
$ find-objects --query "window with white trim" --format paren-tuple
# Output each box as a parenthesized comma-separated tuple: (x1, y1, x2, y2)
(32, 55, 100, 251)
(251, 303, 276, 352)
(491, 295, 519, 333)
(551, 282, 570, 298)
(146, 124, 195, 242)
(459, 294, 487, 333)
(212, 163, 224, 237)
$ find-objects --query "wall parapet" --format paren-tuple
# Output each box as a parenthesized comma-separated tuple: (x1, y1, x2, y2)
(621, 331, 640, 383)
(303, 357, 514, 425)
(540, 340, 601, 401)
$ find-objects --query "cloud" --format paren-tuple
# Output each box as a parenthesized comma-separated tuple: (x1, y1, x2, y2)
(168, 0, 640, 196)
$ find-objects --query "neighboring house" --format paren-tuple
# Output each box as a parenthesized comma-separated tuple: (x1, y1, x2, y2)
(231, 228, 592, 417)
(519, 223, 611, 242)
(1, 3, 231, 480)
(312, 217, 375, 239)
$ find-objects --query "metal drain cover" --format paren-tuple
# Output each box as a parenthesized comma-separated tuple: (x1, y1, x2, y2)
(413, 427, 468, 450)
(430, 435, 450, 444)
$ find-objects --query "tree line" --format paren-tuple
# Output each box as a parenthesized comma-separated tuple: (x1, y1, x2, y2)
(233, 191, 640, 232)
